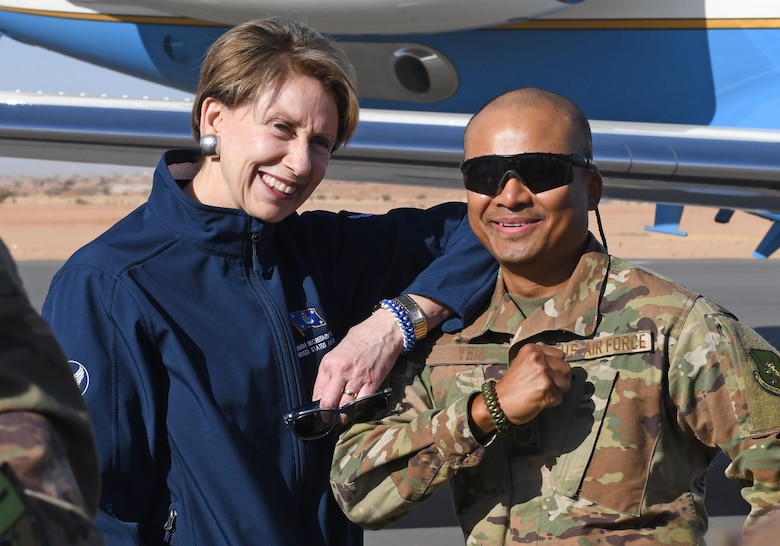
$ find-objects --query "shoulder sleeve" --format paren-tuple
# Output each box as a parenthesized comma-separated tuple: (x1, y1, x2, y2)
(43, 262, 162, 543)
(298, 202, 497, 333)
(669, 297, 780, 530)
(0, 418, 104, 545)
(403, 211, 497, 332)
(0, 239, 103, 543)
(330, 349, 485, 529)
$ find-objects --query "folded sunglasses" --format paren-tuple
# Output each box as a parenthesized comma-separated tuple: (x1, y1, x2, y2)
(283, 387, 393, 440)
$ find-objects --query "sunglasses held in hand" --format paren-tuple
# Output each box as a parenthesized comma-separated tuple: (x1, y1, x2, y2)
(283, 387, 393, 440)
(459, 152, 598, 196)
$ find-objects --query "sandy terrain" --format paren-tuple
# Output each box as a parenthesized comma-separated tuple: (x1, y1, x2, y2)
(0, 177, 777, 261)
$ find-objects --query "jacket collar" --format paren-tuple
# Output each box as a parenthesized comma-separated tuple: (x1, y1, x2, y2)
(146, 149, 276, 260)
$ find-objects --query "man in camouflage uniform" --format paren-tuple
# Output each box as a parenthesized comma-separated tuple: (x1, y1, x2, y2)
(329, 88, 780, 544)
(0, 238, 103, 545)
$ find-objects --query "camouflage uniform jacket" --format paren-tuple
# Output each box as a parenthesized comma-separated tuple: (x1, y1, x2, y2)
(0, 239, 103, 545)
(331, 236, 780, 545)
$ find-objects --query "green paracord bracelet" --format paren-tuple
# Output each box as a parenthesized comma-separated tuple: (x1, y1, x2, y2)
(481, 380, 511, 434)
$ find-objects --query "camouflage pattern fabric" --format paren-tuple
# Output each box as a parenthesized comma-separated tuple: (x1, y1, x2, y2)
(0, 239, 103, 545)
(331, 235, 780, 545)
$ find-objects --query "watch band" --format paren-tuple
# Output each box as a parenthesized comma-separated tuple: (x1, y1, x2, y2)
(395, 294, 428, 341)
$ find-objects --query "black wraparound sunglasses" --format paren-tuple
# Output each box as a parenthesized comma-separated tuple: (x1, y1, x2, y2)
(283, 387, 393, 440)
(459, 152, 598, 196)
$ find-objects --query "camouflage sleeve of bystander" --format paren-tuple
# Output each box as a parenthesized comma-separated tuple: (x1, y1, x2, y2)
(0, 237, 104, 545)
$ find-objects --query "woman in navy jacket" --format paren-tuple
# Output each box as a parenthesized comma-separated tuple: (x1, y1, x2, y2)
(42, 18, 495, 545)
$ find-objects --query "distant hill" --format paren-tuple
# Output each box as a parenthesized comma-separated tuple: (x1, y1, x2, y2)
(0, 173, 152, 202)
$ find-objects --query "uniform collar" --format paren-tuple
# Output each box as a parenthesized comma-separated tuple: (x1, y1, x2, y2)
(458, 271, 522, 341)
(511, 235, 609, 344)
(458, 235, 609, 343)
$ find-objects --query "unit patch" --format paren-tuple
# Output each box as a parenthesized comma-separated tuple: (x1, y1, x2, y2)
(0, 465, 25, 535)
(559, 331, 653, 361)
(750, 349, 780, 396)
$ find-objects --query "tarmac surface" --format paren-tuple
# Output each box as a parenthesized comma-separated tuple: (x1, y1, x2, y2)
(17, 258, 780, 546)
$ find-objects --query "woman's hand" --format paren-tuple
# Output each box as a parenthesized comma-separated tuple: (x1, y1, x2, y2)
(312, 294, 450, 408)
(312, 309, 404, 409)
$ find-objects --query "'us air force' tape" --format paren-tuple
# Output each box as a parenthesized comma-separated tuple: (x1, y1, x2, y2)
(559, 331, 653, 362)
(425, 332, 654, 366)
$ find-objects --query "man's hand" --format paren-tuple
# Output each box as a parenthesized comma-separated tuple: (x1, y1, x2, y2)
(470, 343, 572, 438)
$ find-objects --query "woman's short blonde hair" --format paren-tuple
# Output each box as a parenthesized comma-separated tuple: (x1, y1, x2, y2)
(192, 17, 359, 151)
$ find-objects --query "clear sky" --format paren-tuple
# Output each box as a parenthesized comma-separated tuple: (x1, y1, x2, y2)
(0, 36, 195, 176)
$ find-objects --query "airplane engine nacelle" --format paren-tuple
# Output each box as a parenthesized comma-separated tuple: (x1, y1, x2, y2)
(341, 42, 459, 103)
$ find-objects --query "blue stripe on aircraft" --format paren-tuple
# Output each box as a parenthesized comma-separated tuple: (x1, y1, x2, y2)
(2, 9, 780, 129)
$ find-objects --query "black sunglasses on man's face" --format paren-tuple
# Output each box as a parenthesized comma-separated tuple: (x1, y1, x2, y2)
(283, 387, 393, 441)
(459, 152, 598, 196)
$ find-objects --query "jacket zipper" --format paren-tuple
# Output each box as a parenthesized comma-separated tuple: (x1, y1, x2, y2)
(163, 508, 177, 543)
(247, 230, 306, 481)
(251, 232, 261, 271)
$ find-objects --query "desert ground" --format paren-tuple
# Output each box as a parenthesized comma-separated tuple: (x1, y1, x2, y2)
(0, 174, 777, 261)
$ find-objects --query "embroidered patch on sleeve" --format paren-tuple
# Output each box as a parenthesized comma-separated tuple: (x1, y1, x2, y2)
(0, 464, 28, 536)
(715, 317, 780, 435)
(750, 349, 780, 396)
(741, 346, 780, 434)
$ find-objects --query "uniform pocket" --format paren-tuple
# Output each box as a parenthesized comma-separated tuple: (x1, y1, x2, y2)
(548, 364, 618, 499)
(570, 359, 661, 517)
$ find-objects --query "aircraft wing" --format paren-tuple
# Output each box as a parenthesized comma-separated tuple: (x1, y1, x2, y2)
(3, 91, 780, 212)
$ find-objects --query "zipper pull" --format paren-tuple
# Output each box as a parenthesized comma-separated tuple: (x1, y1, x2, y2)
(163, 508, 177, 542)
(251, 232, 261, 271)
